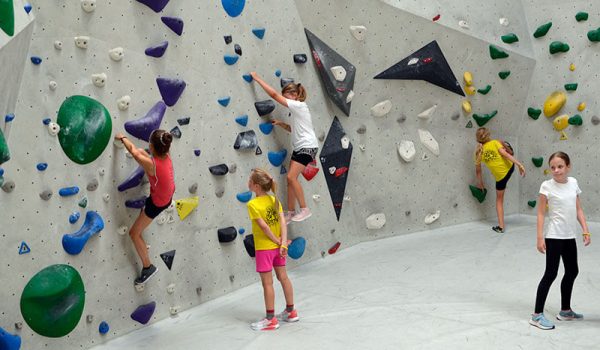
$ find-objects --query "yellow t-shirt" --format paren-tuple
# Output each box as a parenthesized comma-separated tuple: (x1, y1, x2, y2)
(475, 139, 513, 181)
(247, 195, 283, 251)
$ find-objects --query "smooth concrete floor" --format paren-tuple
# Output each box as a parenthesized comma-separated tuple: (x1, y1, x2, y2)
(91, 215, 600, 350)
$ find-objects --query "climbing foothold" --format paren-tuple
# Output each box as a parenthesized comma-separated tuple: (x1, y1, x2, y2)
(592, 115, 600, 125)
(274, 69, 282, 77)
(252, 27, 265, 39)
(553, 114, 569, 131)
(255, 146, 263, 155)
(577, 102, 585, 111)
(236, 191, 252, 203)
(356, 125, 366, 134)
(543, 91, 567, 117)
(224, 54, 239, 65)
(54, 40, 63, 50)
(234, 43, 242, 56)
(587, 28, 600, 42)
(31, 56, 42, 65)
(418, 105, 437, 119)
(569, 63, 576, 71)
(293, 54, 307, 64)
(451, 113, 460, 121)
(221, 0, 245, 17)
(24, 2, 32, 14)
(349, 25, 367, 41)
(501, 33, 519, 44)
(62, 211, 104, 255)
(498, 71, 511, 80)
(74, 36, 90, 49)
(489, 45, 509, 59)
(462, 100, 472, 114)
(346, 90, 355, 103)
(465, 85, 476, 95)
(499, 17, 509, 26)
(78, 197, 88, 208)
(564, 83, 578, 91)
(268, 149, 287, 167)
(472, 110, 498, 127)
(575, 11, 588, 21)
(36, 163, 48, 171)
(234, 130, 258, 150)
(157, 77, 186, 107)
(118, 166, 145, 192)
(235, 115, 248, 126)
(432, 14, 440, 21)
(99, 321, 109, 334)
(188, 182, 198, 194)
(533, 22, 552, 38)
(463, 72, 473, 86)
(136, 0, 170, 12)
(69, 212, 81, 224)
(418, 129, 439, 156)
(458, 20, 469, 29)
(103, 193, 110, 202)
(528, 200, 536, 208)
(568, 114, 583, 126)
(0, 131, 9, 166)
(559, 131, 568, 140)
(117, 95, 131, 111)
(218, 227, 237, 243)
(2, 180, 15, 193)
(91, 73, 107, 87)
(468, 185, 487, 203)
(217, 96, 231, 107)
(532, 157, 543, 167)
(424, 210, 441, 224)
(366, 213, 386, 230)
(254, 100, 276, 116)
(48, 121, 60, 136)
(49, 81, 57, 90)
(465, 120, 473, 128)
(145, 41, 169, 58)
(242, 74, 252, 83)
(259, 122, 274, 135)
(528, 107, 542, 120)
(19, 241, 31, 255)
(125, 196, 146, 209)
(161, 16, 183, 35)
(328, 242, 341, 255)
(131, 301, 156, 325)
(209, 164, 229, 175)
(81, 0, 96, 12)
(370, 100, 392, 117)
(477, 85, 492, 95)
(229, 162, 238, 173)
(87, 179, 99, 191)
(549, 41, 569, 54)
(330, 66, 347, 81)
(39, 190, 53, 200)
(224, 35, 232, 44)
(340, 135, 350, 150)
(109, 47, 124, 61)
(59, 186, 80, 197)
(159, 250, 175, 270)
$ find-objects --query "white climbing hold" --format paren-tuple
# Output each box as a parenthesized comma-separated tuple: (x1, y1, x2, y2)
(330, 66, 347, 82)
(366, 213, 386, 230)
(47, 122, 60, 136)
(92, 73, 107, 87)
(341, 135, 350, 149)
(312, 194, 321, 201)
(109, 47, 124, 61)
(74, 36, 90, 49)
(135, 284, 145, 292)
(421, 153, 430, 161)
(117, 95, 131, 111)
(408, 57, 419, 65)
(370, 100, 392, 117)
(397, 140, 416, 162)
(349, 25, 367, 41)
(328, 166, 336, 174)
(125, 151, 133, 158)
(359, 144, 366, 151)
(98, 167, 105, 176)
(499, 18, 509, 26)
(103, 193, 110, 202)
(458, 20, 470, 29)
(49, 81, 57, 91)
(166, 201, 175, 212)
(156, 213, 167, 225)
(54, 40, 63, 50)
(167, 283, 176, 294)
(346, 90, 355, 103)
(424, 210, 441, 224)
(418, 129, 440, 156)
(81, 0, 96, 12)
(114, 138, 125, 149)
(343, 195, 351, 201)
(117, 226, 128, 235)
(167, 214, 175, 224)
(169, 306, 180, 316)
(418, 105, 437, 119)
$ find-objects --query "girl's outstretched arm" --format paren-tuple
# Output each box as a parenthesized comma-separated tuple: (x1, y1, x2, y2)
(115, 133, 154, 176)
(250, 72, 289, 107)
(576, 196, 591, 246)
(537, 194, 547, 253)
(498, 147, 526, 177)
(255, 218, 281, 245)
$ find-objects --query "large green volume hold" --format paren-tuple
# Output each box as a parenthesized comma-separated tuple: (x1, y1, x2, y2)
(0, 0, 15, 36)
(0, 128, 9, 165)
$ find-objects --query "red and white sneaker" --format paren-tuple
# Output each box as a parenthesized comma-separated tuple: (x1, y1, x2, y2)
(251, 317, 280, 331)
(277, 309, 299, 322)
(291, 208, 312, 222)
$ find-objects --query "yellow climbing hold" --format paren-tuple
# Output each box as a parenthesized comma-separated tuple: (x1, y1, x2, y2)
(569, 63, 576, 71)
(465, 86, 476, 95)
(175, 196, 199, 220)
(463, 72, 473, 86)
(462, 100, 472, 114)
(559, 131, 568, 140)
(544, 169, 551, 175)
(577, 102, 586, 111)
(543, 91, 567, 117)
(553, 114, 569, 131)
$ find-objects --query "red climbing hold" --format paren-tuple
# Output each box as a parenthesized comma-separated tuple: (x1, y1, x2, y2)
(334, 167, 348, 178)
(432, 14, 440, 21)
(423, 57, 433, 64)
(328, 241, 341, 255)
(302, 161, 320, 181)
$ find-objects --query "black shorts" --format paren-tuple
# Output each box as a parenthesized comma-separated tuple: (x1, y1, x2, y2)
(496, 164, 515, 191)
(291, 149, 317, 166)
(144, 196, 171, 219)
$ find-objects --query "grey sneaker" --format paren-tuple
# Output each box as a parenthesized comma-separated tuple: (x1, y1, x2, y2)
(134, 264, 158, 285)
(557, 310, 583, 321)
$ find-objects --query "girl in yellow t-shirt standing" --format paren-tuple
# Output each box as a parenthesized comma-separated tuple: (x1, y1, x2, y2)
(475, 127, 526, 233)
(247, 168, 299, 331)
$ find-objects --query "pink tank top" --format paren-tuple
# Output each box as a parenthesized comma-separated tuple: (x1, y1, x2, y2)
(148, 155, 175, 207)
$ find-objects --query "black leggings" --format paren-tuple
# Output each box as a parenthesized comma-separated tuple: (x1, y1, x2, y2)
(534, 238, 579, 314)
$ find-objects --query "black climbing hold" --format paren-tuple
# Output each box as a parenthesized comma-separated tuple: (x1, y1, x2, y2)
(280, 78, 294, 88)
(293, 53, 307, 64)
(234, 130, 258, 150)
(170, 126, 181, 138)
(234, 44, 242, 56)
(224, 35, 232, 44)
(218, 227, 237, 243)
(243, 234, 255, 257)
(160, 250, 176, 270)
(209, 164, 229, 176)
(255, 146, 263, 155)
(177, 117, 190, 126)
(254, 100, 276, 116)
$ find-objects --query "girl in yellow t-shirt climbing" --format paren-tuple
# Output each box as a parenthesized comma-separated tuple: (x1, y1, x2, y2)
(474, 127, 526, 233)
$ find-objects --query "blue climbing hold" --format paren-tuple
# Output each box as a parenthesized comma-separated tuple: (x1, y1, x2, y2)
(288, 237, 306, 259)
(136, 0, 170, 13)
(125, 196, 147, 209)
(235, 115, 248, 126)
(131, 301, 156, 325)
(69, 212, 81, 224)
(62, 211, 104, 255)
(239, 228, 245, 234)
(124, 101, 166, 142)
(59, 186, 80, 197)
(99, 321, 109, 335)
(218, 96, 231, 107)
(280, 165, 287, 174)
(19, 241, 30, 255)
(157, 77, 186, 107)
(242, 74, 253, 83)
(161, 16, 183, 36)
(118, 166, 145, 192)
(0, 168, 4, 176)
(194, 149, 201, 156)
(275, 69, 281, 77)
(224, 54, 239, 65)
(145, 41, 169, 58)
(259, 122, 274, 135)
(31, 56, 42, 65)
(170, 126, 182, 138)
(177, 117, 190, 126)
(0, 326, 21, 350)
(24, 2, 32, 14)
(268, 149, 287, 166)
(36, 163, 48, 171)
(252, 27, 266, 39)
(42, 118, 51, 125)
(5, 113, 15, 122)
(236, 191, 253, 203)
(221, 0, 245, 17)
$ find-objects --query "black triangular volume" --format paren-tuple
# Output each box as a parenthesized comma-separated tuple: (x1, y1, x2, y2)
(319, 116, 352, 221)
(160, 250, 176, 270)
(374, 40, 465, 97)
(304, 28, 356, 116)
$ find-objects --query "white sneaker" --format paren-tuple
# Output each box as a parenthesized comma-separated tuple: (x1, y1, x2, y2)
(291, 208, 312, 222)
(250, 317, 280, 331)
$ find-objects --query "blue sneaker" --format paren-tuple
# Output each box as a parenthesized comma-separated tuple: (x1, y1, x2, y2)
(557, 310, 583, 321)
(529, 313, 555, 330)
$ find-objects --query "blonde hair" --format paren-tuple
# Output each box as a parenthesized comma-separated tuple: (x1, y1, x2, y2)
(475, 127, 492, 163)
(281, 83, 307, 102)
(250, 168, 281, 214)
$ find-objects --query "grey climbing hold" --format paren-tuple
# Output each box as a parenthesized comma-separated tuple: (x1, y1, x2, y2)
(254, 100, 276, 116)
(81, 0, 96, 12)
(229, 163, 237, 173)
(451, 113, 460, 121)
(87, 179, 99, 191)
(188, 183, 198, 194)
(215, 188, 225, 198)
(591, 115, 600, 125)
(397, 115, 407, 123)
(86, 315, 94, 323)
(78, 197, 88, 208)
(356, 125, 366, 134)
(39, 190, 53, 200)
(405, 210, 411, 216)
(280, 78, 294, 88)
(2, 180, 15, 193)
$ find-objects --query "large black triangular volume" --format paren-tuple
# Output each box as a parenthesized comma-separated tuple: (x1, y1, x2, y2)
(319, 116, 352, 221)
(304, 29, 356, 116)
(374, 40, 465, 97)
(160, 250, 176, 270)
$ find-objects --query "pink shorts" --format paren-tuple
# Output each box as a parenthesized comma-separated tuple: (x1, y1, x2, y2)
(255, 248, 286, 273)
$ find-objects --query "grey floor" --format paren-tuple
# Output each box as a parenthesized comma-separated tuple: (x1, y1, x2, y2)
(91, 215, 600, 350)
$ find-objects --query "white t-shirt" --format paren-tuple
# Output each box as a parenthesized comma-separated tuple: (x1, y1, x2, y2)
(286, 99, 319, 151)
(539, 177, 581, 239)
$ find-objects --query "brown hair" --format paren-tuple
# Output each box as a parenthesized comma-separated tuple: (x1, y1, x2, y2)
(475, 127, 492, 162)
(149, 129, 173, 156)
(549, 151, 570, 166)
(250, 168, 281, 214)
(281, 82, 307, 102)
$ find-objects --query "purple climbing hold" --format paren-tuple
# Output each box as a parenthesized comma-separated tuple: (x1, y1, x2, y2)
(161, 16, 183, 36)
(156, 77, 186, 107)
(130, 301, 156, 325)
(118, 166, 145, 192)
(31, 56, 42, 65)
(24, 3, 32, 14)
(5, 113, 15, 122)
(136, 0, 170, 13)
(194, 149, 201, 156)
(124, 101, 166, 142)
(145, 41, 169, 58)
(125, 196, 147, 209)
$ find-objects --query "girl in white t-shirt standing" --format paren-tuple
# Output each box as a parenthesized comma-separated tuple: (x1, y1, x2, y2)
(529, 152, 591, 330)
(251, 72, 319, 223)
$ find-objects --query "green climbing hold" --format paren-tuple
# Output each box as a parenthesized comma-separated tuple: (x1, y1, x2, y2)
(568, 114, 583, 126)
(498, 71, 511, 80)
(0, 0, 15, 36)
(588, 28, 600, 42)
(501, 33, 519, 44)
(0, 128, 9, 165)
(472, 110, 498, 127)
(465, 120, 473, 128)
(57, 96, 112, 165)
(564, 83, 578, 91)
(575, 12, 588, 22)
(477, 85, 492, 95)
(469, 185, 487, 203)
(528, 107, 542, 120)
(528, 200, 537, 208)
(533, 22, 552, 38)
(20, 264, 85, 338)
(489, 45, 509, 59)
(532, 157, 543, 167)
(549, 41, 569, 54)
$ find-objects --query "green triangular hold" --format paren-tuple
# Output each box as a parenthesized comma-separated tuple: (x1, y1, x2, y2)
(498, 71, 511, 80)
(0, 128, 9, 165)
(472, 110, 498, 127)
(501, 33, 519, 44)
(527, 107, 541, 120)
(549, 41, 570, 54)
(477, 85, 492, 95)
(568, 114, 583, 126)
(575, 12, 588, 22)
(533, 22, 552, 38)
(78, 197, 88, 208)
(465, 120, 473, 128)
(0, 0, 15, 36)
(469, 185, 487, 203)
(564, 83, 578, 91)
(532, 157, 543, 167)
(489, 45, 509, 59)
(528, 200, 537, 208)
